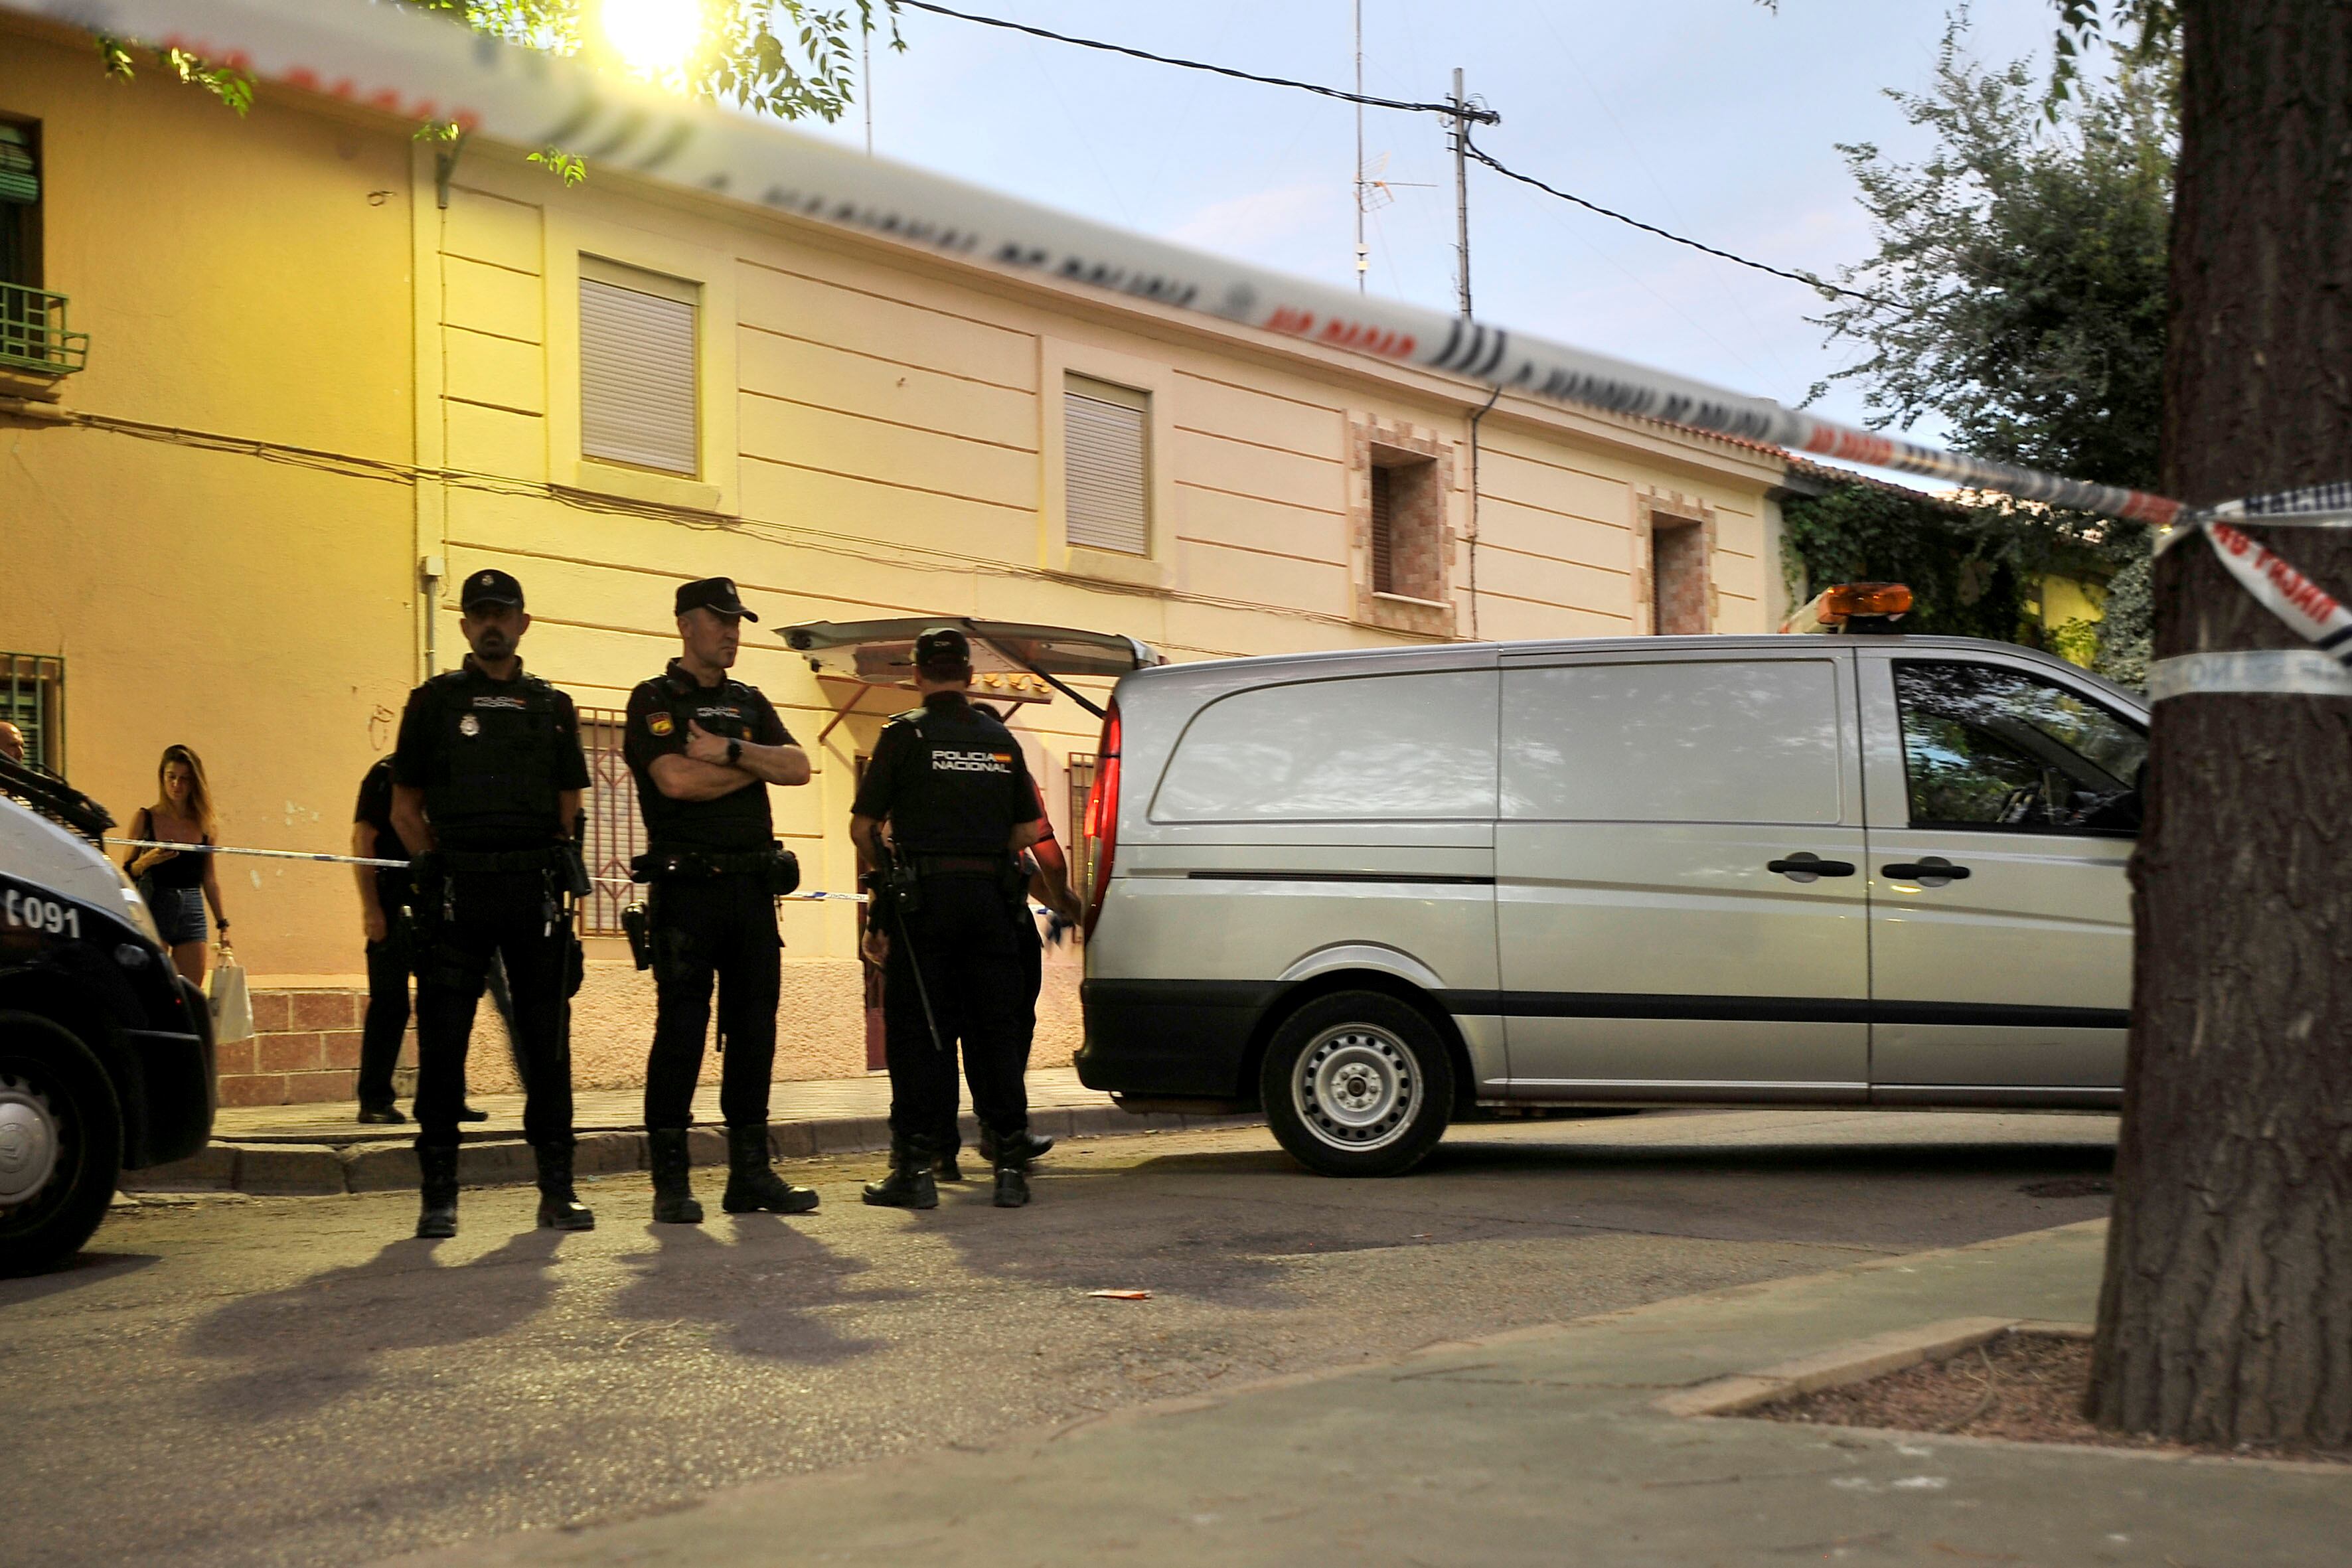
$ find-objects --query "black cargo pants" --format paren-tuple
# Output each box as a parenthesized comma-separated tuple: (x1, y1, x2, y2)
(883, 874, 1037, 1144)
(643, 873, 781, 1131)
(412, 868, 574, 1153)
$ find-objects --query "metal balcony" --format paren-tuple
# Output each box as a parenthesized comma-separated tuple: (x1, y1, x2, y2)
(0, 281, 90, 377)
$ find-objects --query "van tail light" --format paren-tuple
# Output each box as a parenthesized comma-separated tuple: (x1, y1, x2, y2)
(1081, 701, 1121, 939)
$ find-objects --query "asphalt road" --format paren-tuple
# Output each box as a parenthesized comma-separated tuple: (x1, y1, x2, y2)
(0, 1109, 2118, 1568)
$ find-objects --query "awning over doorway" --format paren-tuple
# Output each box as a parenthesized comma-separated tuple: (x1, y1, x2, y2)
(778, 617, 1162, 730)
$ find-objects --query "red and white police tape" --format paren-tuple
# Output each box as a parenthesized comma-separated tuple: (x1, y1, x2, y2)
(2148, 483, 2352, 701)
(1, 0, 2179, 527)
(11, 0, 2350, 697)
(102, 838, 870, 900)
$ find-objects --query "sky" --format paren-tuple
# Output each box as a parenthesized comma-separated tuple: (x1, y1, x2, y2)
(784, 0, 2086, 469)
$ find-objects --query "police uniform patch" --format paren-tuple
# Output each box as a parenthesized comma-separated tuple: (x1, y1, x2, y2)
(458, 713, 481, 738)
(648, 712, 675, 738)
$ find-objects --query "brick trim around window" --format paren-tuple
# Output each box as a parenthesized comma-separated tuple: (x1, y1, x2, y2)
(1633, 490, 1719, 635)
(1349, 414, 1458, 639)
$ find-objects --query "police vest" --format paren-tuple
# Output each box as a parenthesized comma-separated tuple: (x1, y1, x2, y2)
(874, 698, 1029, 857)
(421, 669, 566, 844)
(633, 666, 777, 853)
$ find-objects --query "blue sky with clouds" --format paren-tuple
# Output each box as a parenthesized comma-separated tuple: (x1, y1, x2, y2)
(796, 0, 2079, 460)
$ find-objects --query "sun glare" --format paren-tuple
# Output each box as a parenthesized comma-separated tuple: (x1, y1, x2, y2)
(600, 0, 705, 75)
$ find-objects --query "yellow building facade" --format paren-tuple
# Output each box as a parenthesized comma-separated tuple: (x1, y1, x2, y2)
(0, 17, 1789, 1103)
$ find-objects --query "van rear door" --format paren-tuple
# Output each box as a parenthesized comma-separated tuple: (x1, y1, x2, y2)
(1492, 649, 1870, 1101)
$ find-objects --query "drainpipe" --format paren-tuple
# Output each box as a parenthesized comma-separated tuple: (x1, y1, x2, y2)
(1464, 382, 1502, 641)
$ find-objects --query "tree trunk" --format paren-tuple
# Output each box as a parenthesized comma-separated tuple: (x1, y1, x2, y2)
(2086, 1, 2352, 1448)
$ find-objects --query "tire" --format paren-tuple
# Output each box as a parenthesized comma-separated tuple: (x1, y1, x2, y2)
(1259, 990, 1454, 1177)
(0, 1010, 125, 1279)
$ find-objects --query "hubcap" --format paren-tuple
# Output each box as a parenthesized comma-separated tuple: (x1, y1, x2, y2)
(0, 1074, 61, 1210)
(1294, 1026, 1416, 1152)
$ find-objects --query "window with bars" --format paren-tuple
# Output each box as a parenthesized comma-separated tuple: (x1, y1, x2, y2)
(576, 709, 642, 935)
(1066, 750, 1098, 908)
(580, 257, 699, 477)
(1064, 374, 1150, 556)
(1, 653, 62, 771)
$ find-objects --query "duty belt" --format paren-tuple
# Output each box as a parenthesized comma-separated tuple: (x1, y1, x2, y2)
(632, 848, 777, 880)
(913, 854, 1012, 878)
(435, 846, 567, 874)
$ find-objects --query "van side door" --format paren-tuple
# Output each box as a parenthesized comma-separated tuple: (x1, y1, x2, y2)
(1493, 649, 1871, 1101)
(1857, 651, 2142, 1107)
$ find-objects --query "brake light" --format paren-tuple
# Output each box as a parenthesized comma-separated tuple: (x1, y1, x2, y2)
(1081, 702, 1121, 939)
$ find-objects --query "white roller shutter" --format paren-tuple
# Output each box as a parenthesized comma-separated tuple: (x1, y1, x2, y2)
(1064, 376, 1149, 556)
(580, 271, 698, 476)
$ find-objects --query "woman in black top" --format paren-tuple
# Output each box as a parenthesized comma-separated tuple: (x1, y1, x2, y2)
(125, 744, 230, 984)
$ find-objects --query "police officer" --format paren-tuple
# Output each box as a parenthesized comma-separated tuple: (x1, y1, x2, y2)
(625, 577, 819, 1223)
(390, 569, 595, 1239)
(850, 628, 1055, 1210)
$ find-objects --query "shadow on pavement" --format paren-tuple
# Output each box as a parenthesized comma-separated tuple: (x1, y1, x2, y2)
(180, 1228, 566, 1421)
(0, 1249, 159, 1304)
(606, 1215, 900, 1364)
(1413, 1138, 2117, 1180)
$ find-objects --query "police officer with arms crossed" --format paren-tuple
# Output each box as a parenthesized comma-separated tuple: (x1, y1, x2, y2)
(392, 568, 595, 1239)
(851, 628, 1058, 1210)
(625, 577, 820, 1223)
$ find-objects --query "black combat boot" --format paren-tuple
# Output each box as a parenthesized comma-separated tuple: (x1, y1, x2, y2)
(861, 1135, 939, 1210)
(648, 1127, 704, 1225)
(979, 1125, 1054, 1166)
(992, 1145, 1032, 1209)
(534, 1144, 596, 1231)
(933, 1135, 965, 1182)
(415, 1145, 459, 1239)
(721, 1125, 820, 1214)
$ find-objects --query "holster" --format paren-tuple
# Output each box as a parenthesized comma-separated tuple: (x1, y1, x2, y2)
(766, 845, 802, 898)
(620, 900, 653, 971)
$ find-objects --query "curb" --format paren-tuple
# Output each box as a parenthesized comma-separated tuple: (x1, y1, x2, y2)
(1654, 1316, 2098, 1419)
(121, 1107, 1263, 1198)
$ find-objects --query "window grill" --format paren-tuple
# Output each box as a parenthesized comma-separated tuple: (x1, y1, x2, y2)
(1, 652, 63, 771)
(577, 709, 641, 935)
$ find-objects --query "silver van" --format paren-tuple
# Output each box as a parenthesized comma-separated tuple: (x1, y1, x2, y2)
(1073, 633, 2146, 1175)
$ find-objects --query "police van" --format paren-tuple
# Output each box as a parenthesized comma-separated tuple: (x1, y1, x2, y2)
(1, 757, 214, 1274)
(1075, 589, 2145, 1176)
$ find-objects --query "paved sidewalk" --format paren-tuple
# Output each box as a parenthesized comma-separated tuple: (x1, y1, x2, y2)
(385, 1219, 2351, 1567)
(209, 1063, 1110, 1144)
(129, 1065, 1251, 1198)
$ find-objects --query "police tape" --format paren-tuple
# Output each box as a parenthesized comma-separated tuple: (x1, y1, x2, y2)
(2144, 485, 2352, 700)
(104, 838, 872, 901)
(0, 0, 2181, 529)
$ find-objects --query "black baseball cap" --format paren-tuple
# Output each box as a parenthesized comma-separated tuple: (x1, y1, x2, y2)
(460, 568, 525, 611)
(914, 626, 971, 672)
(675, 576, 758, 621)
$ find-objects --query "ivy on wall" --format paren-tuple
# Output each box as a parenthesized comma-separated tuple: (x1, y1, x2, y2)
(1781, 477, 2152, 684)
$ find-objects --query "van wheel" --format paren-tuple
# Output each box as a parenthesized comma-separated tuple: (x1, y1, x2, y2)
(1261, 991, 1453, 1177)
(0, 1011, 124, 1279)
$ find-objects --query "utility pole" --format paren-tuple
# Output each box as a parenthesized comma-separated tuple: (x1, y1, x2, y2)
(1354, 0, 1368, 292)
(1451, 66, 1472, 319)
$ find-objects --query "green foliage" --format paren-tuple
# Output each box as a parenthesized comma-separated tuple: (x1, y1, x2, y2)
(2090, 550, 2152, 687)
(1781, 479, 2147, 666)
(2049, 1, 2179, 116)
(401, 1, 903, 125)
(94, 36, 256, 116)
(1812, 19, 2175, 493)
(527, 147, 589, 186)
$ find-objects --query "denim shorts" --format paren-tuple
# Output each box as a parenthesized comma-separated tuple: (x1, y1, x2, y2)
(150, 886, 208, 947)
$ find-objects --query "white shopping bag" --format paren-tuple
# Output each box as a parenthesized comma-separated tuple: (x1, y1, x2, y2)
(208, 943, 254, 1046)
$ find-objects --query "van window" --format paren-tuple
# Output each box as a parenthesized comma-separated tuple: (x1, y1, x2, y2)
(1893, 661, 2145, 834)
(1502, 659, 1843, 823)
(1152, 670, 1496, 821)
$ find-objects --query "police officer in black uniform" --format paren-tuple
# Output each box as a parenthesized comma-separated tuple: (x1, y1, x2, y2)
(391, 569, 595, 1239)
(850, 628, 1055, 1210)
(625, 577, 820, 1224)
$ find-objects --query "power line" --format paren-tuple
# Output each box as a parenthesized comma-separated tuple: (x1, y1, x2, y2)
(1461, 135, 1892, 307)
(894, 0, 1499, 123)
